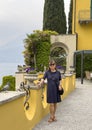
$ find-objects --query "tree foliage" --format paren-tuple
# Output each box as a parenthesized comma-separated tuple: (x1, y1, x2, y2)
(43, 0, 66, 34)
(23, 30, 58, 71)
(36, 41, 51, 71)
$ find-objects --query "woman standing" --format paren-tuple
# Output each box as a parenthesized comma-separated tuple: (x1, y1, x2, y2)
(39, 60, 62, 123)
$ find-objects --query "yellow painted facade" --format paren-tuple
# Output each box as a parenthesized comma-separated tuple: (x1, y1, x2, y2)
(72, 0, 92, 50)
(0, 74, 75, 130)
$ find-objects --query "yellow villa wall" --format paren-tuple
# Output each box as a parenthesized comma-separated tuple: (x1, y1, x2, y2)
(0, 74, 75, 130)
(72, 0, 92, 50)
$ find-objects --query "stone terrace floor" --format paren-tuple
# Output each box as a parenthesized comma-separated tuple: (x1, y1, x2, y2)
(33, 79, 92, 130)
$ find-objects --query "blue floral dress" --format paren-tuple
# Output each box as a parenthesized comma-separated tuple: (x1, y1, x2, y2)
(43, 70, 61, 103)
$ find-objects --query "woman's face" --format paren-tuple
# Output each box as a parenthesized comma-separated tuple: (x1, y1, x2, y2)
(49, 63, 56, 70)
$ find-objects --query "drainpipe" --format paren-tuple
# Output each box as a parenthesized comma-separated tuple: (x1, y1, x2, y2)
(73, 0, 76, 34)
(73, 0, 78, 52)
(90, 0, 92, 19)
(73, 0, 78, 50)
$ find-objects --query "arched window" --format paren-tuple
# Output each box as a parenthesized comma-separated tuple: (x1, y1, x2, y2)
(50, 47, 67, 71)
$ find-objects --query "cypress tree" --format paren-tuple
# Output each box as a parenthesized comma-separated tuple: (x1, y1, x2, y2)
(43, 0, 66, 34)
(68, 0, 73, 34)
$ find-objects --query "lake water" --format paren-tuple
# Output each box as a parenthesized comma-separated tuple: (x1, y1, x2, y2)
(0, 62, 24, 85)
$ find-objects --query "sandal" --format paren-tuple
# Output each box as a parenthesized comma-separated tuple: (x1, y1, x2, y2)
(52, 116, 57, 122)
(48, 117, 53, 123)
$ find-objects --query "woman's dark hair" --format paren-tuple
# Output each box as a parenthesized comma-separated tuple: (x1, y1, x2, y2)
(48, 60, 57, 71)
(49, 60, 56, 65)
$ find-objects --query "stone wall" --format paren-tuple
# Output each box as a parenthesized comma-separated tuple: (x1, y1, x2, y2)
(51, 34, 76, 72)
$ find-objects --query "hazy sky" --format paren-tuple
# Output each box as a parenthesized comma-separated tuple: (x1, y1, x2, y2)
(0, 0, 70, 63)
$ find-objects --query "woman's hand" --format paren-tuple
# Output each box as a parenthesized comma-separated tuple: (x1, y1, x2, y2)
(37, 81, 42, 88)
(37, 79, 44, 88)
(59, 85, 62, 90)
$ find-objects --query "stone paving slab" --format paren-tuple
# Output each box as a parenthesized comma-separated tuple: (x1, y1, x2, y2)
(33, 79, 92, 130)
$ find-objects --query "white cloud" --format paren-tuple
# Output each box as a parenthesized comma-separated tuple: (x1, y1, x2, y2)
(0, 0, 70, 47)
(0, 0, 44, 47)
(0, 0, 44, 22)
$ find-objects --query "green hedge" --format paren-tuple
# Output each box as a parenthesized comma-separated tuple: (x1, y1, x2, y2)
(0, 75, 15, 91)
(76, 54, 92, 77)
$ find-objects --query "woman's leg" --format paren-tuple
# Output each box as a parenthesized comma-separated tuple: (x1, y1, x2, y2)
(53, 103, 57, 121)
(54, 103, 57, 114)
(50, 103, 55, 117)
(48, 103, 57, 122)
(48, 103, 55, 122)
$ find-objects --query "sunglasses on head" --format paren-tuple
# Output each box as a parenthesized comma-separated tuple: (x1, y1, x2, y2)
(49, 63, 55, 66)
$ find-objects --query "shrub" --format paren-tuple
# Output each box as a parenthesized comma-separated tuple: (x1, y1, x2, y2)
(29, 70, 37, 74)
(76, 54, 92, 77)
(0, 75, 15, 91)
